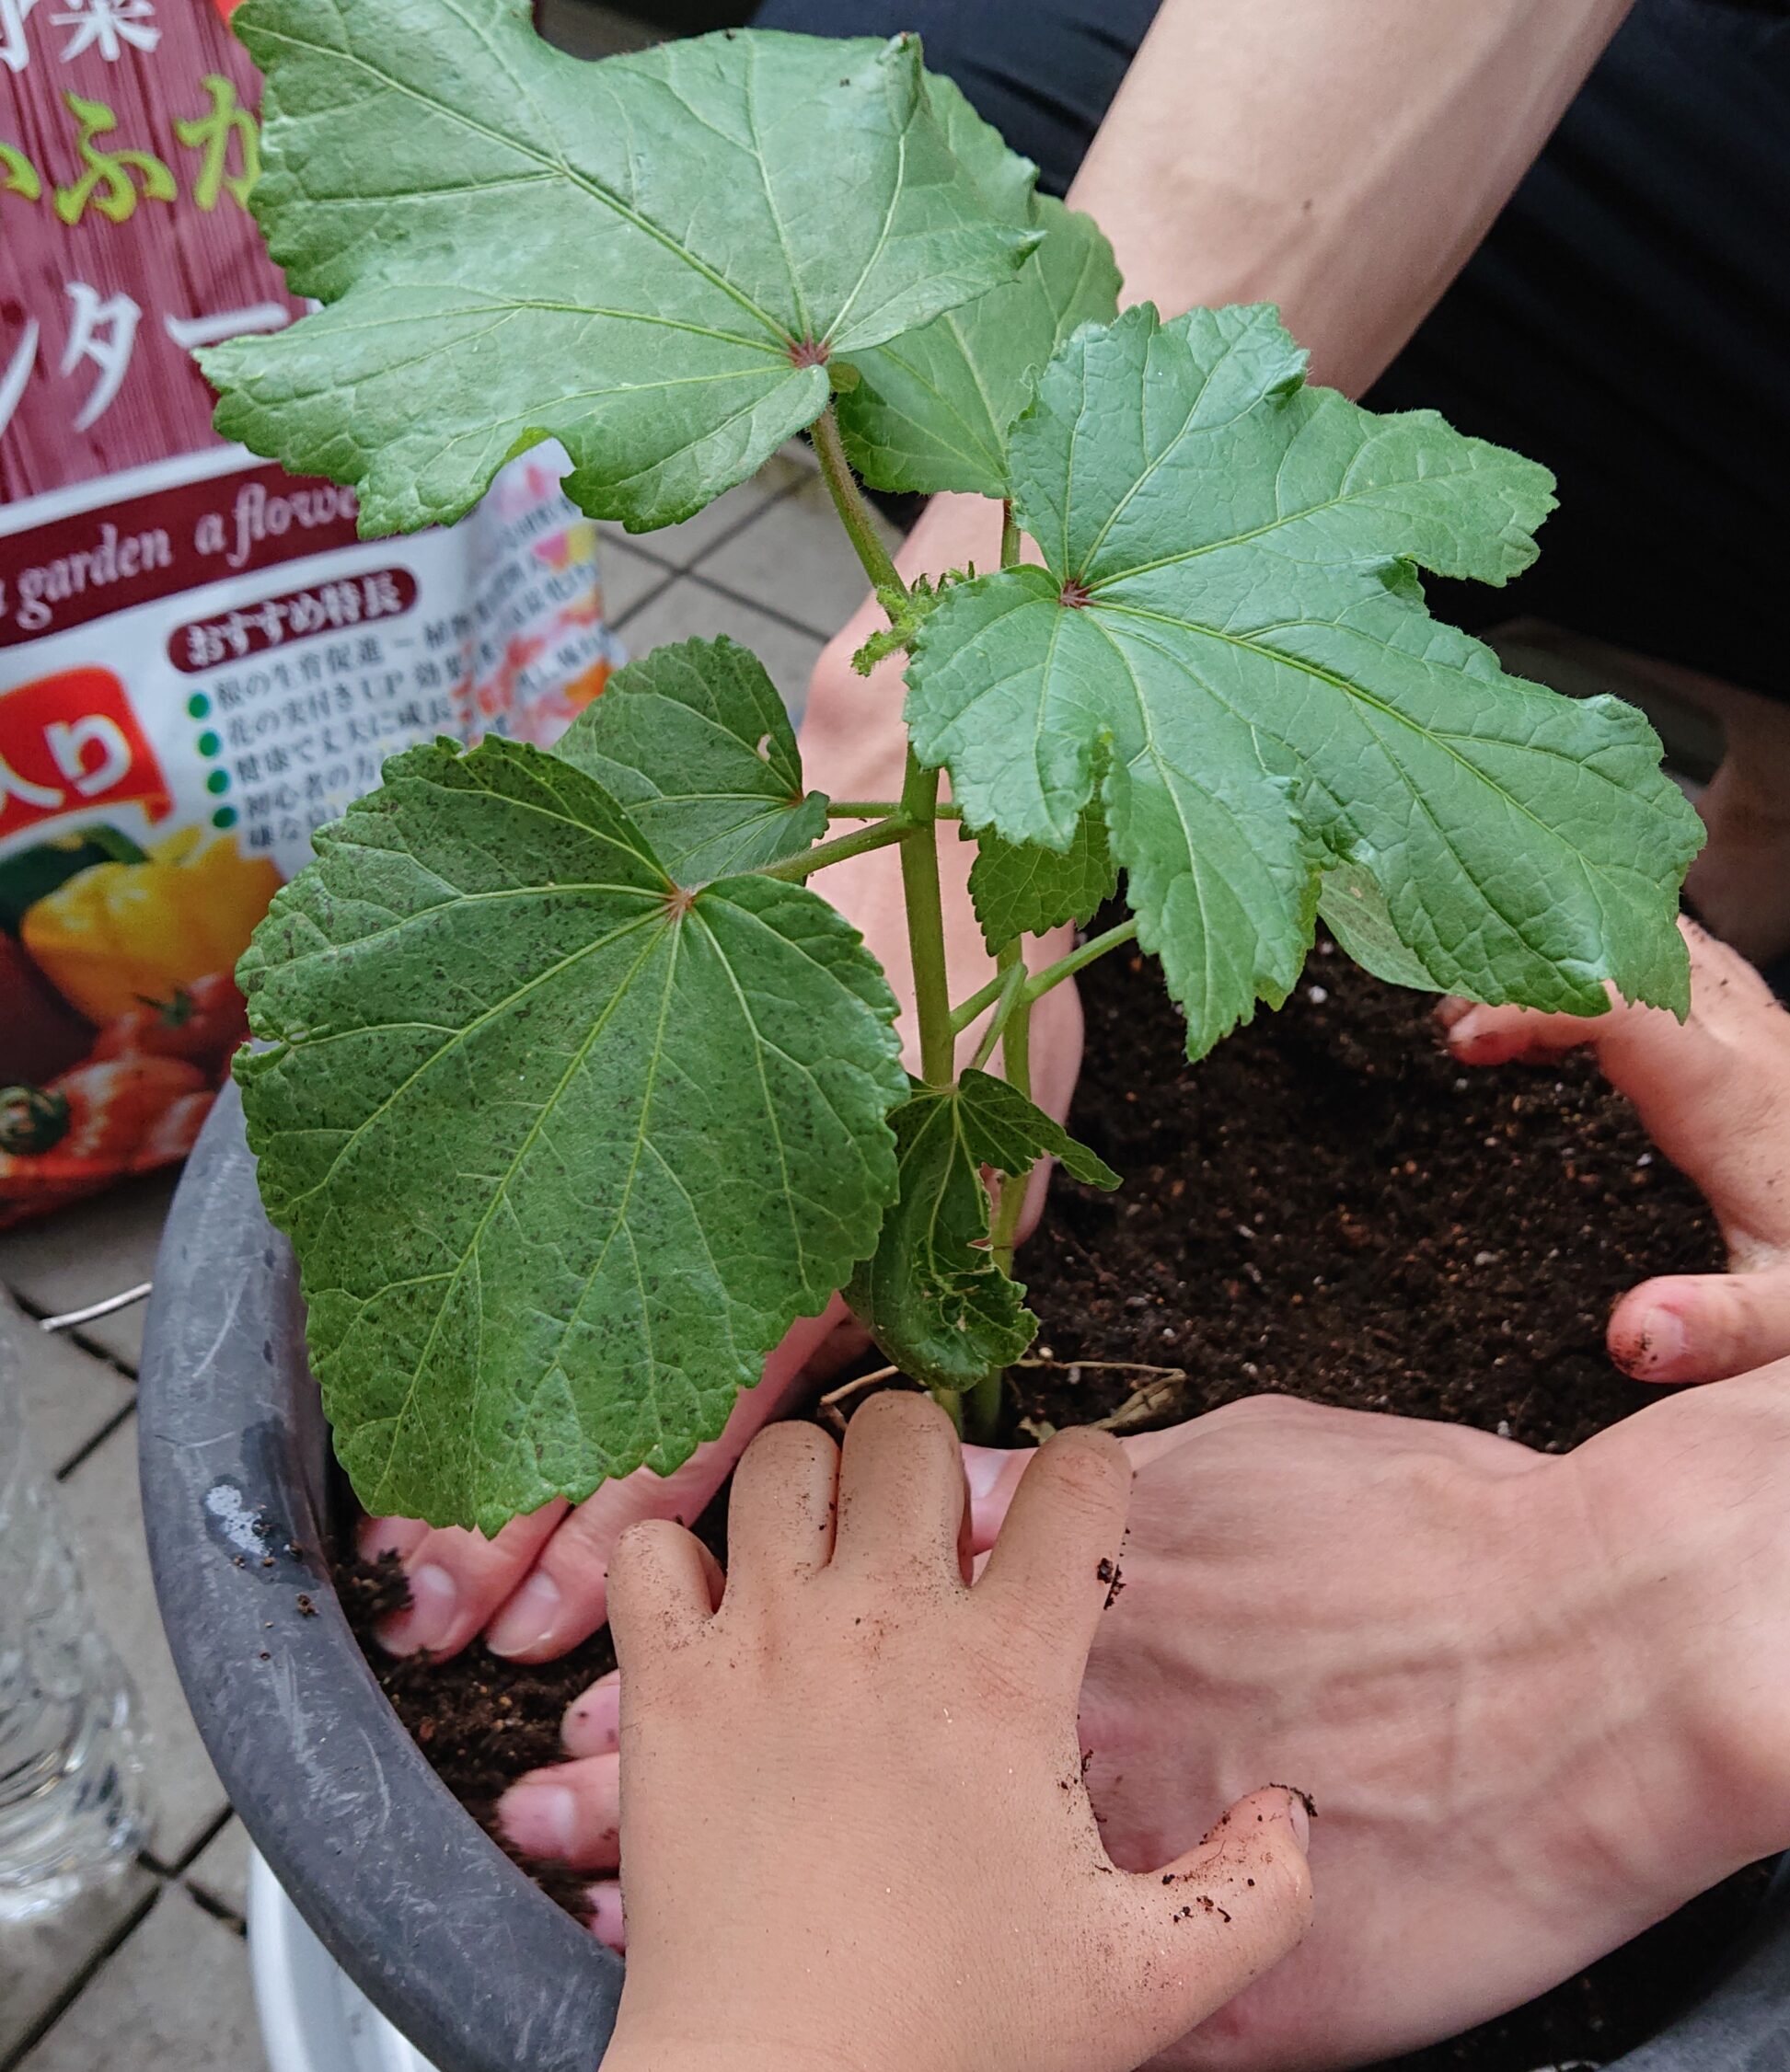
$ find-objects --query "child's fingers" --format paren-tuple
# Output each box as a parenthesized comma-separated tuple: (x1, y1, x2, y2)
(974, 1428, 1130, 1664)
(831, 1391, 970, 1586)
(1119, 1788, 1313, 2037)
(606, 1517, 724, 1666)
(723, 1422, 839, 1602)
(497, 1753, 620, 1869)
(1610, 1266, 1790, 1384)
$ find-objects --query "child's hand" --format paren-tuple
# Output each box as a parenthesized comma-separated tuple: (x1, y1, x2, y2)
(600, 1393, 1312, 2072)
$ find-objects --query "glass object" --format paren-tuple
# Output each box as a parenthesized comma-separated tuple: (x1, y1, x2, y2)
(0, 1295, 148, 1918)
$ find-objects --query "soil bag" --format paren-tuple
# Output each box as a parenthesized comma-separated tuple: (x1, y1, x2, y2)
(0, 0, 621, 1223)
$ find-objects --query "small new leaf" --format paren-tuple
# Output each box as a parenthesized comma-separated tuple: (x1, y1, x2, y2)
(236, 736, 907, 1531)
(847, 1068, 1114, 1393)
(849, 571, 965, 676)
(199, 11, 1036, 535)
(837, 78, 1120, 498)
(555, 637, 827, 880)
(957, 1069, 1119, 1191)
(908, 304, 1702, 1055)
(967, 782, 1116, 946)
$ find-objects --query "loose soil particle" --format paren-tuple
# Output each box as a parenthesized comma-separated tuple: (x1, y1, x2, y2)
(341, 934, 1768, 2072)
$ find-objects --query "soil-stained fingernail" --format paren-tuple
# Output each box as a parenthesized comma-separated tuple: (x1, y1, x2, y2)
(1621, 1307, 1686, 1376)
(486, 1570, 562, 1659)
(563, 1678, 621, 1755)
(377, 1562, 456, 1656)
(499, 1779, 577, 1859)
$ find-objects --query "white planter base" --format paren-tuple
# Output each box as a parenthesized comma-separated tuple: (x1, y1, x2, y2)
(248, 1848, 443, 2072)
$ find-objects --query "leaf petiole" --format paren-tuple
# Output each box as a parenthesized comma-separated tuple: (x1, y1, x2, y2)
(757, 813, 913, 881)
(812, 404, 907, 610)
(1022, 918, 1138, 1005)
(967, 951, 1028, 1072)
(826, 799, 963, 821)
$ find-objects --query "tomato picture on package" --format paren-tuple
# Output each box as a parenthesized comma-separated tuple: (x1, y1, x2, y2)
(92, 971, 249, 1070)
(0, 1055, 214, 1217)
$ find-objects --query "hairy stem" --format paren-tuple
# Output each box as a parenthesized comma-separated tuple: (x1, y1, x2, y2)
(988, 941, 1034, 1276)
(968, 951, 1029, 1072)
(1023, 918, 1138, 1004)
(898, 750, 955, 1087)
(758, 814, 911, 882)
(950, 968, 1010, 1035)
(813, 405, 907, 605)
(829, 799, 961, 821)
(1000, 499, 1022, 570)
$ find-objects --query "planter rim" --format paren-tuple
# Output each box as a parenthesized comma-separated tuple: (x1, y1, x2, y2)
(138, 1083, 621, 2072)
(139, 1089, 1790, 2071)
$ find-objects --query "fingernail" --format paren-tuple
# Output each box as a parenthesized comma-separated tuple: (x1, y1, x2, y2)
(1624, 1307, 1686, 1376)
(1287, 1790, 1311, 1853)
(378, 1562, 456, 1655)
(563, 1679, 620, 1756)
(587, 1883, 627, 1952)
(1445, 1008, 1485, 1052)
(499, 1779, 577, 1859)
(963, 1447, 1007, 1503)
(486, 1570, 562, 1659)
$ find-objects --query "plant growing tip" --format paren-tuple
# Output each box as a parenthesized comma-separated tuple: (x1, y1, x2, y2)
(207, 0, 1702, 1529)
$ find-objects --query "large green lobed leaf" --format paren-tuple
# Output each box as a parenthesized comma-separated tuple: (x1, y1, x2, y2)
(237, 732, 906, 1531)
(200, 8, 1037, 534)
(836, 75, 1121, 498)
(907, 304, 1702, 1053)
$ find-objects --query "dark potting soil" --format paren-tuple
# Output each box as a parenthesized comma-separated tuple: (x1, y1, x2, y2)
(339, 935, 1761, 2072)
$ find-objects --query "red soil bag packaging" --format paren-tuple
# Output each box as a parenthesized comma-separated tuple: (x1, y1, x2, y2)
(1, 0, 621, 1222)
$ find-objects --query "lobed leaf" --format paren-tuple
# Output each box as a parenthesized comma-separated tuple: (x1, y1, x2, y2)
(965, 788, 1117, 947)
(556, 636, 827, 881)
(199, 8, 1037, 534)
(846, 1068, 1114, 1393)
(907, 304, 1702, 1055)
(236, 733, 907, 1531)
(837, 75, 1120, 499)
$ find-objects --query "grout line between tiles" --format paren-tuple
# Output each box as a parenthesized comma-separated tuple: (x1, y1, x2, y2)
(52, 1400, 138, 1485)
(144, 1804, 236, 1883)
(6, 1286, 142, 1385)
(182, 1880, 248, 1940)
(0, 1882, 166, 2072)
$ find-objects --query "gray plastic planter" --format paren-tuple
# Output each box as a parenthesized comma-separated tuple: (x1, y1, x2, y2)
(140, 1089, 1790, 2072)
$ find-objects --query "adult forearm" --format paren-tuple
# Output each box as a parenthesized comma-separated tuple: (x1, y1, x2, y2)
(1070, 0, 1634, 396)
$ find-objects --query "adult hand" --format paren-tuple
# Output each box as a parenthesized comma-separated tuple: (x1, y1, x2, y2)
(1442, 917, 1790, 1384)
(363, 493, 1084, 1664)
(595, 1394, 1312, 2072)
(512, 1380, 1788, 2068)
(958, 1380, 1790, 2069)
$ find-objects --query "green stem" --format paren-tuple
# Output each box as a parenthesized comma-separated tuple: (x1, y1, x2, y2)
(949, 968, 1010, 1035)
(759, 814, 910, 882)
(1022, 918, 1138, 1005)
(829, 800, 961, 821)
(1000, 499, 1022, 570)
(968, 950, 1027, 1072)
(988, 943, 1034, 1277)
(898, 750, 955, 1087)
(965, 1368, 1004, 1446)
(812, 405, 907, 605)
(934, 1384, 965, 1436)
